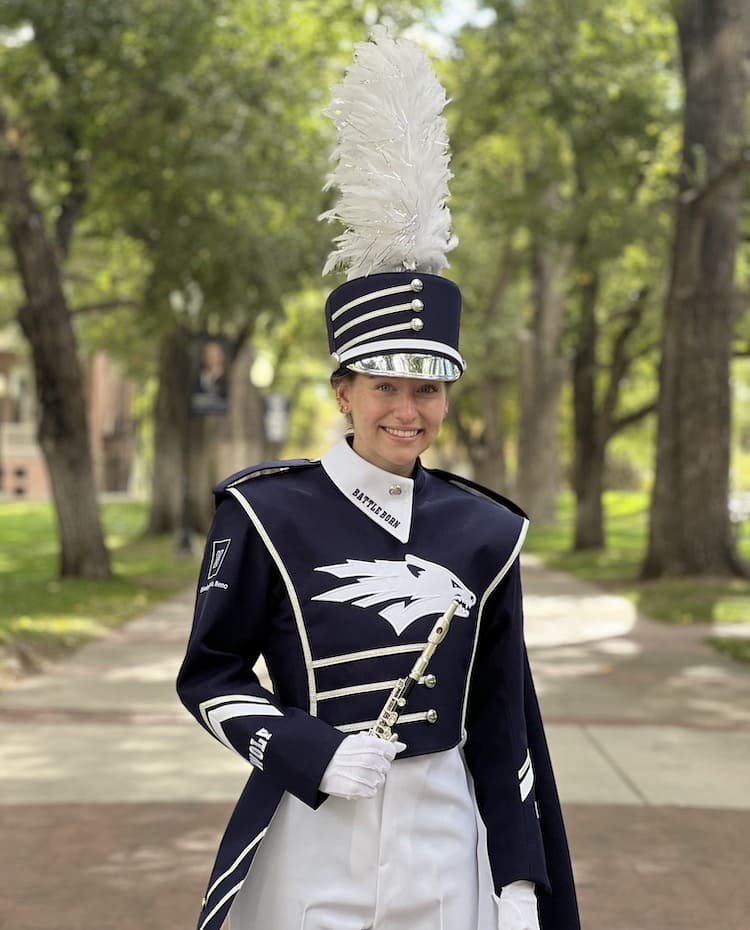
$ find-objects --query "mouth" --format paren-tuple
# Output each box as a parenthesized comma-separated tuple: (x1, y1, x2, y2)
(381, 427, 422, 440)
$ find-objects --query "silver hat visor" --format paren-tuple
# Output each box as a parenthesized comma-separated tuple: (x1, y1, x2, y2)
(347, 352, 464, 382)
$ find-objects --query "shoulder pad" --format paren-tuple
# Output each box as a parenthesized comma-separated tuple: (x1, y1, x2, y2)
(426, 467, 528, 520)
(214, 458, 318, 502)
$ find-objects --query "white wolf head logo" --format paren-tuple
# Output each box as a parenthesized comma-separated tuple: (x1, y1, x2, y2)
(312, 555, 476, 635)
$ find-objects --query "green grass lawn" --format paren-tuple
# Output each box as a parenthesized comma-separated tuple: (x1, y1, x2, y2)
(525, 491, 750, 662)
(0, 499, 200, 668)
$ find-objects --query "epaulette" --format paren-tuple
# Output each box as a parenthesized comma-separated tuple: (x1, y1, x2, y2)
(213, 458, 319, 504)
(425, 467, 528, 520)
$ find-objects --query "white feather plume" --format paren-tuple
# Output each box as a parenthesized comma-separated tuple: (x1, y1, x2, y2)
(321, 26, 458, 280)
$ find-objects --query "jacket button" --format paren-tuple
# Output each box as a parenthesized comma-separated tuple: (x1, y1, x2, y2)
(422, 674, 437, 688)
(426, 709, 438, 723)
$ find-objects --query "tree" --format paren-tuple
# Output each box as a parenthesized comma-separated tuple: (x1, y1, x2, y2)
(446, 0, 676, 538)
(0, 15, 113, 577)
(644, 0, 749, 577)
(517, 187, 570, 523)
(132, 1, 399, 534)
(0, 0, 380, 554)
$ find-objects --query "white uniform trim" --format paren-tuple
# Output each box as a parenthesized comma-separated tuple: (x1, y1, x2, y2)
(207, 703, 283, 751)
(198, 694, 277, 749)
(203, 823, 268, 910)
(460, 518, 529, 737)
(312, 642, 425, 668)
(337, 711, 433, 732)
(316, 679, 398, 701)
(228, 487, 318, 715)
(199, 882, 245, 930)
(321, 439, 414, 543)
(518, 749, 535, 802)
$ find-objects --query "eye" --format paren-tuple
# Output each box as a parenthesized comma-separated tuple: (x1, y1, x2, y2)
(375, 381, 395, 392)
(417, 383, 439, 394)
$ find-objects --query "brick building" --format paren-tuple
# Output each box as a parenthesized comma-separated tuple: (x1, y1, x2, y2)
(0, 335, 134, 500)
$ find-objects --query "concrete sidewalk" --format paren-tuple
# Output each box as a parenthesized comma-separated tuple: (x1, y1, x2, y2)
(1, 555, 749, 929)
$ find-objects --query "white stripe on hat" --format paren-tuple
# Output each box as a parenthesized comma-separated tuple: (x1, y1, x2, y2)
(338, 337, 464, 367)
(333, 302, 415, 338)
(331, 283, 419, 322)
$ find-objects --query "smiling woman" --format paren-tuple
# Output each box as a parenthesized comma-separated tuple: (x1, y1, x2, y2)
(332, 372, 449, 477)
(176, 27, 579, 930)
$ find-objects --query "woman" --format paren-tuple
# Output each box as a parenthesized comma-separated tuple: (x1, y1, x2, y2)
(176, 29, 579, 930)
(177, 278, 579, 930)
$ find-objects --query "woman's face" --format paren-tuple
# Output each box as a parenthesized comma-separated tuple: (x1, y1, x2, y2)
(336, 374, 449, 477)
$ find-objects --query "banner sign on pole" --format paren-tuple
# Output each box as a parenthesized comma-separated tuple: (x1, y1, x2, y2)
(190, 335, 229, 416)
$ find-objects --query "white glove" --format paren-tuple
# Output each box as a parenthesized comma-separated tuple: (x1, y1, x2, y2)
(319, 732, 406, 800)
(498, 881, 540, 930)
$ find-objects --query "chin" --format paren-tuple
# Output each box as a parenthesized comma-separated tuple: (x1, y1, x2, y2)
(384, 447, 425, 471)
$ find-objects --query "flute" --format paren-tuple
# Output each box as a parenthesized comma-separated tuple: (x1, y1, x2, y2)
(369, 598, 460, 742)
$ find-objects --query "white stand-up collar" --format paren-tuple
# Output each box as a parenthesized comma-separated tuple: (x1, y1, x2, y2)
(321, 438, 414, 543)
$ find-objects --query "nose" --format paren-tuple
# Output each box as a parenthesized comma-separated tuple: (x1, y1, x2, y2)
(393, 392, 418, 421)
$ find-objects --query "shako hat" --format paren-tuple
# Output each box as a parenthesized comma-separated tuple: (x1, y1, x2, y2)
(320, 27, 465, 382)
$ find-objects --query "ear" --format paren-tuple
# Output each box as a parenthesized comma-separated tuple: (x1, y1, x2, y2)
(336, 381, 352, 412)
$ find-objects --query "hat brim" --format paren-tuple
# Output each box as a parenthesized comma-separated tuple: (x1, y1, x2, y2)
(346, 352, 463, 382)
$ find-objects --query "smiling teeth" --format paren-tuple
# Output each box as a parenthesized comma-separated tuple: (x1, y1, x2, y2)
(385, 428, 419, 437)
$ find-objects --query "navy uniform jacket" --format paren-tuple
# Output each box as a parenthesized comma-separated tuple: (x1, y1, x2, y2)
(177, 439, 580, 930)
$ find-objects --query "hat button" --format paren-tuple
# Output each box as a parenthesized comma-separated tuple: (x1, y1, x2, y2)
(389, 484, 403, 496)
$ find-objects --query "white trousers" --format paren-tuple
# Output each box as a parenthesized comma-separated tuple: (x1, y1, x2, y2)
(229, 747, 495, 930)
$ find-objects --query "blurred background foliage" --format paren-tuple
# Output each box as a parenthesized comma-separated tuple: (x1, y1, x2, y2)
(0, 0, 749, 661)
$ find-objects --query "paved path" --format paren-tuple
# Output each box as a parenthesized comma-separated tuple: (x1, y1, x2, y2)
(1, 555, 749, 929)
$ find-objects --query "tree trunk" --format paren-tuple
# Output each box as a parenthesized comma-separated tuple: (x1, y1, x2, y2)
(1, 113, 111, 579)
(572, 272, 606, 549)
(148, 332, 267, 536)
(220, 340, 267, 476)
(451, 245, 518, 493)
(517, 237, 568, 524)
(644, 0, 748, 577)
(468, 377, 508, 492)
(147, 330, 188, 534)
